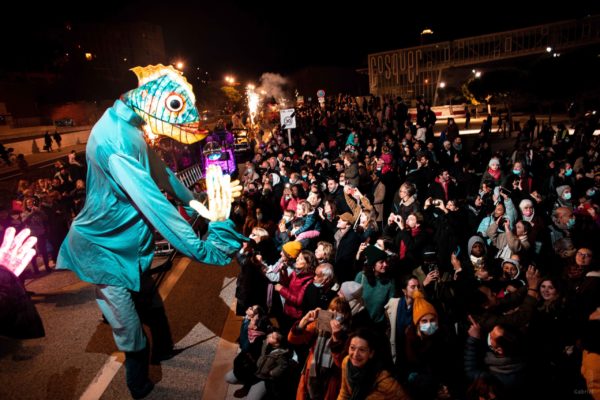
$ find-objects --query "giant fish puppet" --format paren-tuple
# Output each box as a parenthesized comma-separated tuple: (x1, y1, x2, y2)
(57, 64, 247, 399)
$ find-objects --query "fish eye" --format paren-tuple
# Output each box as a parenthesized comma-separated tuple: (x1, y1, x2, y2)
(165, 94, 184, 112)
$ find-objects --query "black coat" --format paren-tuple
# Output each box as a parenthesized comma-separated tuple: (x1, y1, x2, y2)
(334, 229, 362, 283)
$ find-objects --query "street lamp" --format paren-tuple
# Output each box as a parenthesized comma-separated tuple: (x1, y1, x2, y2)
(224, 75, 236, 85)
(175, 61, 184, 70)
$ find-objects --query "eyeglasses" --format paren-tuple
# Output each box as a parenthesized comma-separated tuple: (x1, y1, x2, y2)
(577, 252, 592, 258)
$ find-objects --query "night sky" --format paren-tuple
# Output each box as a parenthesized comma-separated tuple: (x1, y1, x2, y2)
(1, 1, 599, 80)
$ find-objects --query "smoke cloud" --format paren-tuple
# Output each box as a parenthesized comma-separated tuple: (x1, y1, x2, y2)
(256, 73, 291, 107)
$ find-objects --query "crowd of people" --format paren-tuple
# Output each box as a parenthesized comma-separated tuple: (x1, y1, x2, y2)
(222, 95, 600, 399)
(1, 93, 599, 399)
(0, 152, 85, 275)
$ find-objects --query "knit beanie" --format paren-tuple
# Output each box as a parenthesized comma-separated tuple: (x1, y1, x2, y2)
(412, 289, 438, 325)
(488, 157, 500, 167)
(518, 199, 533, 210)
(340, 281, 363, 301)
(556, 185, 570, 198)
(282, 241, 302, 259)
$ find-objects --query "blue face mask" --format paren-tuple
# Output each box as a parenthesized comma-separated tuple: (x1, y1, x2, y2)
(419, 321, 438, 335)
(567, 217, 576, 229)
(565, 169, 573, 177)
(587, 189, 596, 197)
(312, 281, 323, 288)
(563, 192, 572, 200)
(512, 169, 521, 175)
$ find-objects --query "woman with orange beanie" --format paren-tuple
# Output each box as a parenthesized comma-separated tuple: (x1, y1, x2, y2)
(402, 289, 461, 399)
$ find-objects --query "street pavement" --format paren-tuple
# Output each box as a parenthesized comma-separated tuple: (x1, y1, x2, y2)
(0, 254, 245, 400)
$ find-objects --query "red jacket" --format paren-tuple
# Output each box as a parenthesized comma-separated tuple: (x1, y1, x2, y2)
(279, 271, 314, 319)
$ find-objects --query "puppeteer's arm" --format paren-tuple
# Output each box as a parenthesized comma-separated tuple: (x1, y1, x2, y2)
(108, 154, 246, 265)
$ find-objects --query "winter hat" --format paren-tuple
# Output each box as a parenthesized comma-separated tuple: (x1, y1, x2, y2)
(468, 235, 487, 256)
(556, 185, 571, 198)
(412, 289, 438, 325)
(364, 245, 387, 265)
(282, 241, 302, 259)
(519, 199, 533, 211)
(488, 157, 501, 167)
(340, 281, 363, 301)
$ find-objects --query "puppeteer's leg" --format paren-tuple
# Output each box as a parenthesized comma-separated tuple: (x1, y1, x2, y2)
(134, 272, 175, 364)
(96, 285, 154, 399)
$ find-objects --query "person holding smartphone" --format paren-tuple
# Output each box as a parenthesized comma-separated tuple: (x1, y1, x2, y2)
(289, 298, 352, 400)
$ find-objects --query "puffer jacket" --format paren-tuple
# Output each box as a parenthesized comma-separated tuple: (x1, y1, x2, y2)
(279, 270, 314, 319)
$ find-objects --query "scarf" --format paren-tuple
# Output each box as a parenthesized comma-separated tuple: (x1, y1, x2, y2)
(399, 226, 420, 259)
(307, 332, 336, 398)
(487, 167, 501, 181)
(247, 328, 265, 343)
(435, 176, 449, 201)
(334, 227, 349, 248)
(347, 360, 377, 400)
(348, 297, 366, 316)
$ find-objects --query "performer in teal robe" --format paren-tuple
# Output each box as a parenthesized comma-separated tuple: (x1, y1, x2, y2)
(57, 65, 247, 399)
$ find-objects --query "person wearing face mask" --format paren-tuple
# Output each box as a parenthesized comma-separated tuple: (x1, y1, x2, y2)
(289, 297, 351, 400)
(242, 162, 260, 186)
(555, 185, 574, 211)
(402, 289, 460, 399)
(301, 263, 339, 315)
(548, 207, 577, 250)
(548, 162, 576, 195)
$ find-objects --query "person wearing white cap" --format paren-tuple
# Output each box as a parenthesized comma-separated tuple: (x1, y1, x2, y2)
(481, 157, 504, 188)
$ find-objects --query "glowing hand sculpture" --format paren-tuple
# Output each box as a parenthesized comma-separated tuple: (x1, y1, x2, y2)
(189, 165, 242, 222)
(0, 227, 38, 277)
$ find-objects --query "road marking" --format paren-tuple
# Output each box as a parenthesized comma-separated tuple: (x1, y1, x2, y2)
(202, 277, 242, 400)
(79, 352, 125, 400)
(79, 256, 192, 400)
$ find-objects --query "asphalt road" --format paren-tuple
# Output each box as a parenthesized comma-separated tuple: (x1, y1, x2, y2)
(0, 255, 241, 400)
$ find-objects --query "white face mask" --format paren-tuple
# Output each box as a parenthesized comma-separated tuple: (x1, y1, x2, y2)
(419, 321, 438, 335)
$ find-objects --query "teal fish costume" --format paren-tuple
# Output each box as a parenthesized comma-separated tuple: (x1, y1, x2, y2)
(57, 65, 247, 398)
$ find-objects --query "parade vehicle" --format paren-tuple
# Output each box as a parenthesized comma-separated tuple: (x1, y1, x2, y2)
(200, 129, 237, 175)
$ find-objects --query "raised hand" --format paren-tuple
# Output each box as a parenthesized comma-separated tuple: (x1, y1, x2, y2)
(0, 227, 38, 277)
(189, 165, 242, 221)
